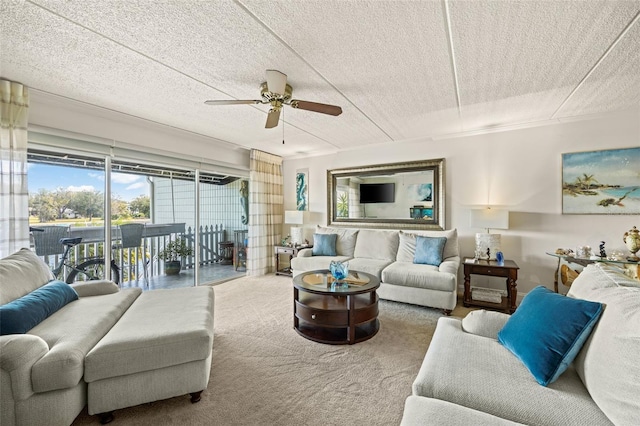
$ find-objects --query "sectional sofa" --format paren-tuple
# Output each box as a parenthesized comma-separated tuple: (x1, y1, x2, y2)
(401, 262, 640, 425)
(0, 248, 214, 425)
(291, 226, 460, 313)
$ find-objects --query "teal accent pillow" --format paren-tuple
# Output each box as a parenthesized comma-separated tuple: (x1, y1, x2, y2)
(312, 233, 337, 256)
(497, 286, 603, 386)
(0, 280, 79, 335)
(413, 236, 447, 266)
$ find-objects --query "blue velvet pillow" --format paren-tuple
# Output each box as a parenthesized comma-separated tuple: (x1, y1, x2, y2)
(0, 280, 79, 335)
(312, 233, 338, 256)
(413, 236, 447, 266)
(497, 286, 603, 386)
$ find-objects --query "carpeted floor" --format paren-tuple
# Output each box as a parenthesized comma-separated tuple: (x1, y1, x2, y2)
(73, 274, 467, 425)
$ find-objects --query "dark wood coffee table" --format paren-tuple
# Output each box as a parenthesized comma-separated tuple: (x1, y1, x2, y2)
(292, 269, 380, 345)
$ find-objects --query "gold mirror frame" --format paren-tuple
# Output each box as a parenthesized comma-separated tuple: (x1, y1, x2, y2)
(327, 158, 445, 230)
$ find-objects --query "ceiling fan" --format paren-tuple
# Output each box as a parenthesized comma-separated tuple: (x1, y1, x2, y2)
(204, 70, 343, 128)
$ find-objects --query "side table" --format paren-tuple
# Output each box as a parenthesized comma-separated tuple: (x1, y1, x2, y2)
(275, 245, 310, 277)
(463, 259, 519, 313)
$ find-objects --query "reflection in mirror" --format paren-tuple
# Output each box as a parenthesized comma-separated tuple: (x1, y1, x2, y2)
(327, 159, 445, 230)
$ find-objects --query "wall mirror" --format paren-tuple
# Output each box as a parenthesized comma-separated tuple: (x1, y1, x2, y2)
(327, 158, 445, 230)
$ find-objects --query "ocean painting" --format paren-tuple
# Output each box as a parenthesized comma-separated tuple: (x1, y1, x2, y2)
(296, 170, 308, 211)
(562, 147, 640, 214)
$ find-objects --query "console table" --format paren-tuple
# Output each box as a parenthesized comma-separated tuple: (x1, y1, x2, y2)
(546, 252, 639, 292)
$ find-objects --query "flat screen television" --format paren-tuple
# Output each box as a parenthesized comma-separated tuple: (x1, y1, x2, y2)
(359, 183, 395, 203)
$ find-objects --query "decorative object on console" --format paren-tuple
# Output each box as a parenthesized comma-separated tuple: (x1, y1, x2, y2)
(576, 245, 591, 258)
(285, 210, 304, 246)
(495, 251, 504, 265)
(470, 208, 509, 260)
(599, 241, 606, 258)
(623, 226, 640, 261)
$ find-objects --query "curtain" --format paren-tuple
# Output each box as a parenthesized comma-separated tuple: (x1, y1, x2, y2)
(247, 149, 283, 276)
(0, 80, 30, 258)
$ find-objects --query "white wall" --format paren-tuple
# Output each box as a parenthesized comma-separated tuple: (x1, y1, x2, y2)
(282, 108, 640, 299)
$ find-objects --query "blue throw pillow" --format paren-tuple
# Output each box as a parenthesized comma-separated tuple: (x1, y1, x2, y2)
(497, 286, 603, 386)
(413, 236, 447, 266)
(0, 280, 79, 335)
(312, 233, 338, 256)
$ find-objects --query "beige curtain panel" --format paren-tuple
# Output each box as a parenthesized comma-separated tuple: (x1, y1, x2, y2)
(247, 149, 283, 276)
(0, 79, 30, 258)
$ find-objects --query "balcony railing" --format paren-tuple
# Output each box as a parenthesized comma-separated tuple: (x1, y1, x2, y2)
(33, 223, 228, 283)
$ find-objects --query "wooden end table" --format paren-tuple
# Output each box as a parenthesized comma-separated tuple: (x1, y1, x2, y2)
(274, 245, 310, 277)
(463, 259, 519, 313)
(292, 270, 380, 345)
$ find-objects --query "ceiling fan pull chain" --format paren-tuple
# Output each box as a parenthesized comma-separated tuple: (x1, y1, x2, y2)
(282, 107, 285, 144)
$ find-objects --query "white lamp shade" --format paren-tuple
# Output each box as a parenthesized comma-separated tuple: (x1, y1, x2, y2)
(284, 210, 304, 225)
(470, 209, 509, 231)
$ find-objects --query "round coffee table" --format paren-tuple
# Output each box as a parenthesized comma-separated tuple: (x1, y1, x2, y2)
(292, 269, 380, 345)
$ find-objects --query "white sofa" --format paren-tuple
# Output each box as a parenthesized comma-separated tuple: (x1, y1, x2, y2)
(401, 262, 640, 425)
(0, 248, 214, 425)
(291, 226, 460, 313)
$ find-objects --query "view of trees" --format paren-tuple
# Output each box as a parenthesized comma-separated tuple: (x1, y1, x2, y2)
(29, 188, 150, 223)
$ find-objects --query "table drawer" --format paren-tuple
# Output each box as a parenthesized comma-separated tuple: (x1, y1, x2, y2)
(470, 265, 509, 277)
(277, 247, 295, 255)
(295, 301, 347, 326)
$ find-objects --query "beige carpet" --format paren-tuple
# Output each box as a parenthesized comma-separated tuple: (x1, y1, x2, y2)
(73, 274, 464, 425)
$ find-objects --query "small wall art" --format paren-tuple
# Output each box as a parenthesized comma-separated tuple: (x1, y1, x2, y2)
(296, 169, 308, 211)
(562, 147, 640, 214)
(408, 183, 432, 202)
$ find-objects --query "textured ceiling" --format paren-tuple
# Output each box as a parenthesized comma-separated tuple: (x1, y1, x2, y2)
(2, 0, 639, 159)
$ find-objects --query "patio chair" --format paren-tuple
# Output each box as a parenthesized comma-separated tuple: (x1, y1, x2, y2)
(114, 223, 149, 287)
(32, 225, 70, 257)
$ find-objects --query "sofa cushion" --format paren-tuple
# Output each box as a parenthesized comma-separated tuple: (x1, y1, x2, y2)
(382, 261, 456, 292)
(413, 317, 612, 426)
(291, 255, 352, 275)
(0, 280, 78, 335)
(0, 248, 54, 305)
(29, 288, 142, 392)
(316, 226, 359, 257)
(567, 263, 640, 426)
(347, 258, 393, 280)
(85, 287, 214, 382)
(401, 396, 525, 426)
(312, 233, 337, 256)
(353, 229, 399, 261)
(497, 286, 603, 386)
(397, 229, 458, 262)
(413, 236, 446, 266)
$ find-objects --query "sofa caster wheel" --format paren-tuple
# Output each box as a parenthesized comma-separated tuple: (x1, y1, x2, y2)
(99, 412, 114, 424)
(190, 390, 203, 403)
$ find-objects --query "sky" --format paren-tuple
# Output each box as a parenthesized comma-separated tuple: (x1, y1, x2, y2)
(562, 147, 640, 187)
(28, 163, 149, 202)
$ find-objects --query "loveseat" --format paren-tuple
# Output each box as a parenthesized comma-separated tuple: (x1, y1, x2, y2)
(401, 262, 640, 425)
(291, 226, 460, 313)
(0, 248, 214, 426)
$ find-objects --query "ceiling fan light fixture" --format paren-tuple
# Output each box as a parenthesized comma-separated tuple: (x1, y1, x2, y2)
(266, 69, 287, 95)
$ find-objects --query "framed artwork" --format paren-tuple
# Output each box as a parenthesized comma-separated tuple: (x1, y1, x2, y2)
(296, 169, 308, 211)
(562, 147, 640, 214)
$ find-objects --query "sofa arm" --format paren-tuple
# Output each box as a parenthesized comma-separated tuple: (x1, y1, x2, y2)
(297, 248, 313, 258)
(70, 280, 119, 297)
(438, 256, 460, 275)
(1, 334, 49, 400)
(461, 309, 510, 339)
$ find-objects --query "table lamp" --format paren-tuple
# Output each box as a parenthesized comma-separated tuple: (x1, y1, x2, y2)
(285, 210, 304, 246)
(470, 208, 509, 260)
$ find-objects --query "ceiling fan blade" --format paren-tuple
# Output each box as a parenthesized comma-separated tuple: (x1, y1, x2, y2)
(204, 99, 262, 105)
(265, 108, 281, 128)
(290, 100, 342, 116)
(266, 70, 287, 95)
